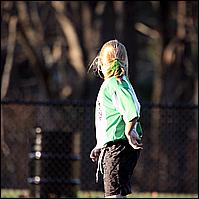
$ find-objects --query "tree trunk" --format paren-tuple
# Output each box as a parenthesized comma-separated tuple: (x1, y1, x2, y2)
(1, 16, 18, 156)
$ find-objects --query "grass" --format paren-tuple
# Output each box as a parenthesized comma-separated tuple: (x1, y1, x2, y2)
(1, 189, 29, 198)
(1, 189, 198, 198)
(78, 191, 198, 198)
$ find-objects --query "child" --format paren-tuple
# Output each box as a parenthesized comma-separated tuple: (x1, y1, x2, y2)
(89, 39, 143, 198)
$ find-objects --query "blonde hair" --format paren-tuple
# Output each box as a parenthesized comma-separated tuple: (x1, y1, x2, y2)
(88, 40, 129, 79)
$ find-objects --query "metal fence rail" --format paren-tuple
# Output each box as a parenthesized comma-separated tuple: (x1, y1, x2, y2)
(1, 100, 198, 197)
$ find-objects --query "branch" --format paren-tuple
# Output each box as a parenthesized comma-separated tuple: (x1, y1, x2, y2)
(95, 1, 106, 16)
(177, 1, 186, 39)
(135, 22, 160, 39)
(17, 25, 50, 98)
(1, 16, 18, 100)
(52, 1, 85, 78)
(1, 15, 17, 156)
(30, 1, 44, 36)
(113, 1, 124, 39)
(162, 38, 178, 65)
(29, 2, 61, 67)
(16, 1, 41, 46)
(16, 1, 52, 98)
(81, 2, 95, 62)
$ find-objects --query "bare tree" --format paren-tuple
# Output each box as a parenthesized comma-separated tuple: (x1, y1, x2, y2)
(52, 1, 85, 79)
(1, 15, 18, 155)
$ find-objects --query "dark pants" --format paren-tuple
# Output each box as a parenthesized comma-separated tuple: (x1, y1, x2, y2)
(102, 139, 140, 197)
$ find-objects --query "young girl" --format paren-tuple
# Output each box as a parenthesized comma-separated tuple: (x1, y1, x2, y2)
(89, 39, 143, 198)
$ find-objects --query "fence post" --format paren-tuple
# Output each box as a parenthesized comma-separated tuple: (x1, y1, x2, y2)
(28, 127, 81, 198)
(28, 127, 42, 198)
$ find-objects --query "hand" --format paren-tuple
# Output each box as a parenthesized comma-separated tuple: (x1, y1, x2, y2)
(126, 130, 143, 150)
(90, 147, 101, 162)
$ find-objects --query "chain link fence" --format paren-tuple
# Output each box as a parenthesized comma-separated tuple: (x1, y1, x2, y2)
(1, 100, 198, 197)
